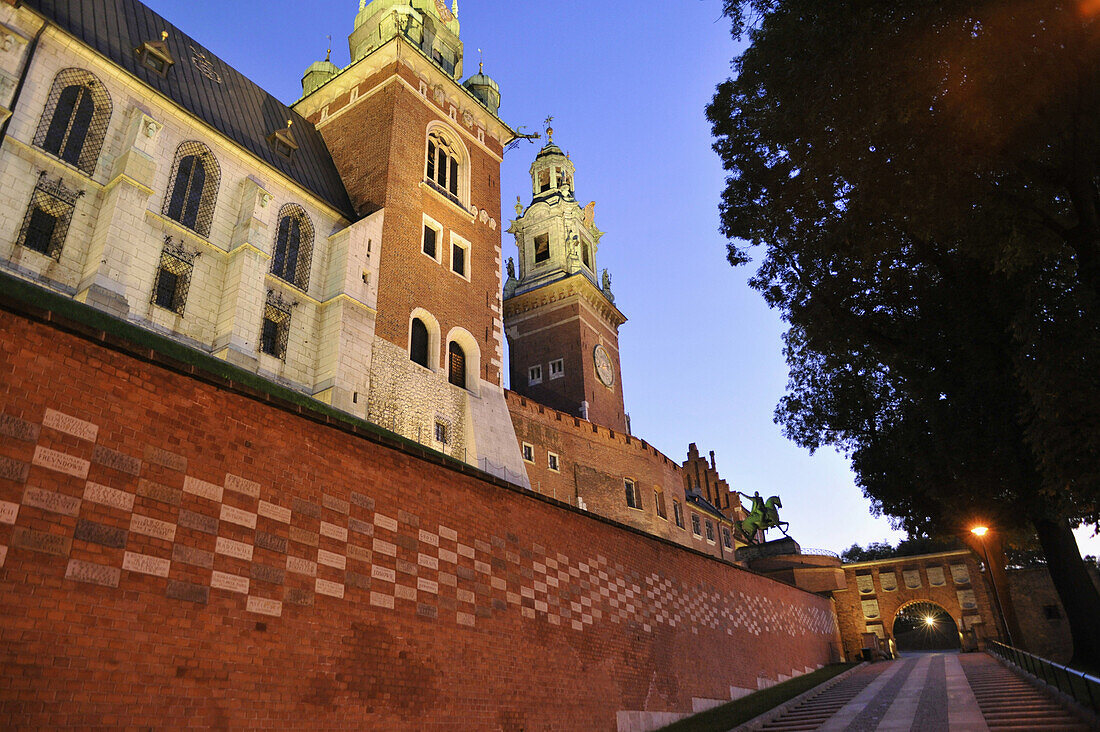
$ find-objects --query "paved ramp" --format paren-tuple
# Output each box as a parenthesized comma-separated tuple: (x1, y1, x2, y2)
(747, 652, 1091, 731)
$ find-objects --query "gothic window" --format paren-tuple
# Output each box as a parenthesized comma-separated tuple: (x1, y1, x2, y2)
(260, 294, 291, 360)
(426, 129, 462, 200)
(163, 141, 220, 237)
(271, 204, 314, 290)
(34, 69, 113, 175)
(16, 173, 81, 260)
(151, 241, 196, 315)
(410, 317, 430, 367)
(448, 340, 466, 387)
(533, 233, 550, 264)
(624, 478, 641, 510)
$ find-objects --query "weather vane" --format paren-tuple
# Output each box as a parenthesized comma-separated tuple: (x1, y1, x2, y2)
(544, 115, 554, 142)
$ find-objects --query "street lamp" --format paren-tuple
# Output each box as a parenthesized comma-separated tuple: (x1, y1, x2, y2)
(971, 525, 1013, 646)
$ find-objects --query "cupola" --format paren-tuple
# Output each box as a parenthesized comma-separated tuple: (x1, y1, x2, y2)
(463, 59, 501, 115)
(529, 124, 574, 200)
(301, 54, 339, 97)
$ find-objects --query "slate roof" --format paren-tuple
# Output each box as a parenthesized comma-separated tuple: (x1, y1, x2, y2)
(25, 0, 356, 220)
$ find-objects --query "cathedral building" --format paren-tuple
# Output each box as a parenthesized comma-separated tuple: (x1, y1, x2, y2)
(0, 0, 746, 557)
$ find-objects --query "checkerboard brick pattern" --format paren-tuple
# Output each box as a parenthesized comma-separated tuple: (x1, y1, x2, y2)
(0, 309, 839, 729)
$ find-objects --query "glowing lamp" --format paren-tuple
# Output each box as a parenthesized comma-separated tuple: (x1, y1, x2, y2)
(971, 526, 989, 537)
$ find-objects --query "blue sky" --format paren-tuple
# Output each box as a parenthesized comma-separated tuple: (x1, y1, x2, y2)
(140, 0, 1098, 559)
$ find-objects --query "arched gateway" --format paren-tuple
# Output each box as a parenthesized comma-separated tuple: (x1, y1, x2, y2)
(892, 600, 961, 652)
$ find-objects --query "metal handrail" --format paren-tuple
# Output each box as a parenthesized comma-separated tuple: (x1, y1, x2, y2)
(800, 547, 840, 558)
(986, 639, 1100, 713)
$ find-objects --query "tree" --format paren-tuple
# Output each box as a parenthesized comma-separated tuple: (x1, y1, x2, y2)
(708, 0, 1100, 666)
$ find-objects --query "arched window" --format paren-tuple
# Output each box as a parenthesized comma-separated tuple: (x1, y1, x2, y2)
(448, 340, 466, 388)
(425, 126, 464, 201)
(163, 141, 220, 236)
(410, 318, 429, 367)
(33, 68, 112, 175)
(271, 204, 314, 290)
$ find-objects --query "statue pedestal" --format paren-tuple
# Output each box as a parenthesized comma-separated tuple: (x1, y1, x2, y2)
(735, 537, 801, 563)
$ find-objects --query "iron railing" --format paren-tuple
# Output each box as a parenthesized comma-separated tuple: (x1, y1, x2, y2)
(800, 547, 840, 559)
(987, 639, 1099, 713)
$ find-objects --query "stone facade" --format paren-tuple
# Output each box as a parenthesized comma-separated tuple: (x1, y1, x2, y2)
(1006, 565, 1100, 663)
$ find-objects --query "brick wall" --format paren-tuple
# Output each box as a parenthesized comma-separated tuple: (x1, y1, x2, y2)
(1006, 565, 1100, 663)
(0, 306, 839, 729)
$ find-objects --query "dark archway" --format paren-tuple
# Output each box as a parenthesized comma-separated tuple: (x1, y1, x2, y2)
(892, 600, 961, 652)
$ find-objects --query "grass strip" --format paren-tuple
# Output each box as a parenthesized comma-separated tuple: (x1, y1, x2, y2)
(658, 663, 856, 732)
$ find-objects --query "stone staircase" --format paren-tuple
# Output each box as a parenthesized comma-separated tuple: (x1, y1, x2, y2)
(755, 666, 885, 731)
(959, 654, 1093, 731)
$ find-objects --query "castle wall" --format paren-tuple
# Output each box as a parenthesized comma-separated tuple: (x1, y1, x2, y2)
(1005, 565, 1100, 663)
(0, 304, 840, 730)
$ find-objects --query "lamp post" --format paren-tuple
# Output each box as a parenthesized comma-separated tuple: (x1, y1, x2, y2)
(971, 525, 1013, 647)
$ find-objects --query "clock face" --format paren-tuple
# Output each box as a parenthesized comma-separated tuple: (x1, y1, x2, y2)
(593, 344, 615, 387)
(435, 0, 455, 22)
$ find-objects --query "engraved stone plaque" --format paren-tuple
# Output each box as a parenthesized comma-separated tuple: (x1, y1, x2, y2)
(879, 572, 898, 592)
(177, 509, 218, 535)
(43, 409, 98, 442)
(348, 517, 373, 537)
(137, 479, 181, 506)
(291, 498, 320, 519)
(957, 589, 977, 610)
(861, 599, 881, 619)
(255, 531, 288, 554)
(12, 526, 72, 556)
(394, 584, 417, 601)
(903, 569, 922, 589)
(215, 536, 253, 561)
(371, 565, 396, 583)
(182, 476, 222, 502)
(0, 545, 6, 567)
(927, 566, 946, 586)
(951, 564, 971, 584)
(258, 500, 291, 524)
(319, 522, 347, 542)
(172, 543, 215, 569)
(84, 482, 135, 512)
(317, 549, 346, 570)
(65, 559, 121, 587)
(0, 500, 19, 525)
(439, 526, 458, 542)
(250, 563, 285, 585)
(372, 538, 397, 557)
(130, 514, 176, 541)
(346, 544, 371, 563)
(286, 555, 317, 577)
(418, 553, 439, 570)
(322, 494, 349, 514)
(224, 474, 260, 499)
(418, 530, 439, 547)
(220, 504, 257, 529)
(315, 578, 344, 598)
(0, 413, 40, 442)
(122, 551, 170, 577)
(247, 596, 282, 617)
(856, 574, 874, 594)
(23, 486, 82, 516)
(32, 446, 89, 479)
(91, 445, 141, 476)
(284, 587, 313, 606)
(0, 456, 29, 484)
(417, 577, 439, 594)
(166, 580, 209, 604)
(349, 491, 374, 510)
(345, 570, 371, 590)
(144, 445, 187, 472)
(289, 527, 319, 547)
(210, 571, 249, 594)
(74, 519, 127, 548)
(373, 513, 398, 533)
(370, 591, 394, 609)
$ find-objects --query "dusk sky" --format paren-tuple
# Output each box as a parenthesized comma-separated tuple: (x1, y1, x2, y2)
(141, 0, 1098, 559)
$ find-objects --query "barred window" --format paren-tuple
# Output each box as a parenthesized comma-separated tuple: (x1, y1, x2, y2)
(448, 340, 466, 387)
(164, 141, 220, 237)
(260, 295, 292, 360)
(33, 68, 112, 175)
(151, 240, 196, 315)
(17, 173, 81, 260)
(705, 520, 715, 542)
(271, 204, 314, 290)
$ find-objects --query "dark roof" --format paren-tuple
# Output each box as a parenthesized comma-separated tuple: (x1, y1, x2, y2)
(25, 0, 356, 220)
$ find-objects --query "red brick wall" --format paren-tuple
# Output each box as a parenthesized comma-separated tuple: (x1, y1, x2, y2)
(0, 308, 839, 729)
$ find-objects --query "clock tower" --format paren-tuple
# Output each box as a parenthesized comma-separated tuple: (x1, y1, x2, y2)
(504, 127, 628, 432)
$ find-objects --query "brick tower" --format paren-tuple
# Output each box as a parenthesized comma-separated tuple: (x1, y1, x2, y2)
(503, 126, 628, 432)
(293, 0, 528, 482)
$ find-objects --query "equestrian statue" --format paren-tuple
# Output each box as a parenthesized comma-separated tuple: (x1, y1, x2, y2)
(737, 491, 789, 543)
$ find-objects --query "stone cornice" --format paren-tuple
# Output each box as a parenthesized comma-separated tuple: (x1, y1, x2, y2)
(503, 273, 626, 329)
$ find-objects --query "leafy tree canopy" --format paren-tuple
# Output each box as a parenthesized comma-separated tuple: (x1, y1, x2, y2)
(708, 0, 1100, 665)
(841, 537, 962, 564)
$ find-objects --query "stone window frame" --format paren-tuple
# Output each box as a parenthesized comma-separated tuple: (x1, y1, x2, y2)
(521, 442, 535, 464)
(408, 308, 441, 371)
(549, 358, 564, 380)
(424, 122, 469, 206)
(449, 231, 471, 281)
(690, 513, 702, 538)
(654, 487, 667, 520)
(271, 203, 315, 291)
(16, 172, 81, 261)
(259, 291, 293, 361)
(444, 326, 481, 395)
(547, 451, 560, 473)
(624, 478, 641, 510)
(704, 519, 716, 544)
(151, 237, 197, 316)
(163, 140, 220, 237)
(673, 500, 685, 529)
(528, 364, 542, 385)
(422, 213, 443, 263)
(33, 68, 113, 176)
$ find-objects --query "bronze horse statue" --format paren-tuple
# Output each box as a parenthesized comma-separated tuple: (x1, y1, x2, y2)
(738, 491, 789, 543)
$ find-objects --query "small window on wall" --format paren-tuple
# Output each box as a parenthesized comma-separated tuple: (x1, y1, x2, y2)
(624, 479, 641, 510)
(521, 443, 534, 463)
(422, 216, 441, 261)
(451, 234, 470, 279)
(448, 341, 466, 388)
(549, 358, 564, 380)
(533, 233, 550, 264)
(426, 129, 461, 199)
(34, 68, 113, 175)
(538, 169, 551, 193)
(151, 240, 196, 315)
(1043, 604, 1061, 620)
(547, 452, 560, 472)
(691, 513, 702, 537)
(16, 173, 80, 260)
(722, 527, 732, 549)
(410, 318, 430, 368)
(434, 421, 447, 444)
(673, 501, 685, 529)
(705, 520, 715, 543)
(582, 243, 591, 269)
(654, 488, 667, 519)
(528, 364, 542, 385)
(260, 295, 291, 360)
